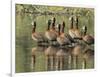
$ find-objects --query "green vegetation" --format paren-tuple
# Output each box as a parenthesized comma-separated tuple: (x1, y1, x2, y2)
(16, 4, 94, 16)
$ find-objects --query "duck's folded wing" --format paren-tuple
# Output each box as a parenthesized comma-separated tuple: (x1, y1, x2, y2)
(74, 30, 82, 38)
(60, 36, 71, 45)
(69, 30, 77, 38)
(32, 33, 44, 41)
(45, 31, 57, 40)
(64, 33, 75, 43)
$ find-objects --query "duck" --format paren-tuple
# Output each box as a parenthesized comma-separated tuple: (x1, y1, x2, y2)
(68, 16, 76, 39)
(45, 19, 57, 45)
(82, 25, 94, 45)
(50, 17, 57, 34)
(74, 16, 82, 40)
(52, 17, 56, 26)
(49, 17, 55, 30)
(61, 21, 75, 45)
(32, 21, 47, 44)
(57, 22, 71, 46)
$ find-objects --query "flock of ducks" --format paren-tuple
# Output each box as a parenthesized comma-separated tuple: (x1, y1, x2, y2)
(32, 16, 94, 46)
(31, 16, 94, 70)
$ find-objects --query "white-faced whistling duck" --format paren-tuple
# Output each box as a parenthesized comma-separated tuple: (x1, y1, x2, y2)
(50, 17, 58, 35)
(82, 25, 94, 45)
(61, 21, 75, 46)
(74, 16, 82, 40)
(57, 22, 71, 46)
(32, 21, 47, 44)
(68, 16, 76, 39)
(45, 19, 57, 45)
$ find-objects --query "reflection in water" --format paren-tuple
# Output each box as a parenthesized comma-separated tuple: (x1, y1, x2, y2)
(82, 58, 87, 69)
(31, 45, 94, 72)
(82, 49, 94, 69)
(31, 47, 36, 71)
(44, 46, 58, 71)
(72, 44, 82, 69)
(31, 46, 46, 71)
(56, 48, 67, 70)
(67, 47, 73, 70)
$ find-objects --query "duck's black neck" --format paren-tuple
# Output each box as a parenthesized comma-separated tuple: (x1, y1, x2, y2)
(75, 22, 78, 29)
(61, 27, 64, 33)
(83, 30, 87, 36)
(58, 24, 61, 35)
(61, 22, 65, 33)
(70, 18, 74, 29)
(53, 18, 56, 24)
(75, 17, 79, 29)
(47, 20, 51, 30)
(32, 27, 35, 33)
(52, 18, 56, 29)
(32, 22, 36, 33)
(58, 29, 60, 35)
(47, 24, 50, 30)
(52, 22, 55, 30)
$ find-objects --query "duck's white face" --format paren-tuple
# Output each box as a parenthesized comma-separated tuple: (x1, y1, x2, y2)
(69, 17, 71, 21)
(56, 24, 59, 28)
(82, 26, 87, 31)
(82, 26, 85, 30)
(69, 16, 74, 29)
(74, 16, 78, 21)
(31, 21, 34, 25)
(55, 24, 59, 32)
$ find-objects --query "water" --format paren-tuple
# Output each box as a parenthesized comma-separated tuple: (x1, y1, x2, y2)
(16, 13, 94, 73)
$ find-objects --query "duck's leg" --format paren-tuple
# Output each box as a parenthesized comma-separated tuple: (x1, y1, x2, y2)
(56, 56, 59, 70)
(50, 56, 54, 71)
(50, 55, 56, 70)
(73, 55, 78, 69)
(68, 54, 72, 69)
(45, 55, 50, 71)
(60, 57, 64, 70)
(82, 58, 87, 69)
(31, 55, 36, 71)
